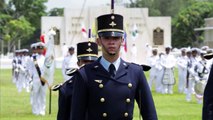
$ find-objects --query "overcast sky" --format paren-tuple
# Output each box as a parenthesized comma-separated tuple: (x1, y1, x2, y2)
(45, 0, 130, 11)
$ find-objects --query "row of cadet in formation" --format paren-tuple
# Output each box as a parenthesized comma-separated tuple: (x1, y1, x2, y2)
(10, 0, 213, 118)
(147, 45, 212, 104)
(11, 12, 159, 120)
(11, 37, 102, 117)
(12, 42, 48, 116)
(11, 41, 212, 117)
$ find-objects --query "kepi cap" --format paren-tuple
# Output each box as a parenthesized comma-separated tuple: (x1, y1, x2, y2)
(77, 42, 98, 61)
(97, 14, 124, 37)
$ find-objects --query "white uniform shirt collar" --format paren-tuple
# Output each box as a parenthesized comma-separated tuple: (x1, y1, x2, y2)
(100, 56, 121, 72)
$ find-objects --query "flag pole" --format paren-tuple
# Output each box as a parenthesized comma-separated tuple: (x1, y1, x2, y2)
(49, 88, 52, 114)
(111, 0, 114, 14)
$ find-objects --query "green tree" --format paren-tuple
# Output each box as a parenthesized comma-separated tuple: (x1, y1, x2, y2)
(8, 0, 47, 29)
(172, 2, 213, 48)
(153, 0, 196, 17)
(3, 17, 35, 51)
(129, 0, 161, 16)
(48, 8, 64, 16)
(0, 0, 48, 52)
(129, 0, 197, 17)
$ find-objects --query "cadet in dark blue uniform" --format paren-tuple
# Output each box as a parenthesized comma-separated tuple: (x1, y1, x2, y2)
(71, 3, 157, 120)
(203, 52, 213, 120)
(52, 41, 98, 120)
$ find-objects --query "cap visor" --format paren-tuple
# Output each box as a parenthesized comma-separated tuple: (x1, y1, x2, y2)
(78, 56, 98, 61)
(98, 32, 123, 37)
(204, 53, 213, 59)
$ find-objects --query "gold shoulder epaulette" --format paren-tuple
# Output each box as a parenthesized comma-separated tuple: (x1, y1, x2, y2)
(79, 64, 85, 69)
(51, 83, 63, 91)
(141, 64, 151, 71)
(66, 68, 78, 76)
(131, 63, 151, 71)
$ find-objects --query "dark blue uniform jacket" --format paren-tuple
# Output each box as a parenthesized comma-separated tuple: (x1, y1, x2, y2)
(203, 65, 213, 120)
(57, 78, 74, 120)
(71, 58, 158, 120)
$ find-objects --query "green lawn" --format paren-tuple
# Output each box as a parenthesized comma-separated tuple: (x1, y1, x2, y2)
(0, 68, 202, 120)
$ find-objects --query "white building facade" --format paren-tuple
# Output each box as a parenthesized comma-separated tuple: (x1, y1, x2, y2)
(41, 6, 171, 64)
(203, 18, 213, 48)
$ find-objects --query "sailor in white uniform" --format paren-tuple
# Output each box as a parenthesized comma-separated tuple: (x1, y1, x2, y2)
(61, 46, 78, 81)
(148, 48, 159, 92)
(176, 48, 188, 93)
(161, 46, 176, 94)
(186, 48, 199, 102)
(31, 42, 46, 115)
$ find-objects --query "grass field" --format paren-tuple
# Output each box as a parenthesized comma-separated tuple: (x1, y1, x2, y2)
(0, 68, 202, 120)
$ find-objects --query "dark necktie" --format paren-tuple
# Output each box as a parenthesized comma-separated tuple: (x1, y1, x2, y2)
(109, 64, 116, 77)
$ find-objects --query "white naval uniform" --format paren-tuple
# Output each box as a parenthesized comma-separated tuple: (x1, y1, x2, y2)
(161, 53, 176, 94)
(155, 55, 164, 93)
(186, 56, 199, 102)
(194, 59, 209, 104)
(148, 55, 159, 92)
(24, 55, 34, 93)
(21, 55, 32, 92)
(16, 56, 26, 93)
(12, 56, 19, 84)
(61, 54, 78, 81)
(177, 55, 188, 93)
(31, 54, 46, 115)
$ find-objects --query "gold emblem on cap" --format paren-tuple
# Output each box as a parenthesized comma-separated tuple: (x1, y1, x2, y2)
(95, 80, 102, 83)
(86, 48, 93, 52)
(109, 21, 116, 27)
(111, 15, 115, 20)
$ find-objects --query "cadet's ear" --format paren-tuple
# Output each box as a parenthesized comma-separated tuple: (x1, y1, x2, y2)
(96, 38, 102, 46)
(77, 61, 80, 66)
(122, 37, 124, 42)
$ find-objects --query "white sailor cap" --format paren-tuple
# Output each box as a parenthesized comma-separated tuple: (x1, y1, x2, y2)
(15, 49, 20, 53)
(165, 45, 172, 49)
(200, 50, 207, 54)
(18, 49, 26, 53)
(191, 47, 198, 52)
(201, 46, 209, 51)
(31, 43, 37, 49)
(68, 45, 76, 51)
(36, 42, 45, 49)
(180, 47, 186, 51)
(22, 49, 29, 52)
(152, 48, 158, 51)
(186, 48, 191, 53)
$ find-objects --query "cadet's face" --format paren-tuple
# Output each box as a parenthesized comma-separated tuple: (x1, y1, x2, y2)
(69, 50, 74, 55)
(153, 50, 157, 55)
(187, 52, 191, 57)
(192, 51, 197, 57)
(181, 51, 186, 56)
(97, 36, 123, 56)
(165, 48, 170, 54)
(37, 48, 44, 54)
